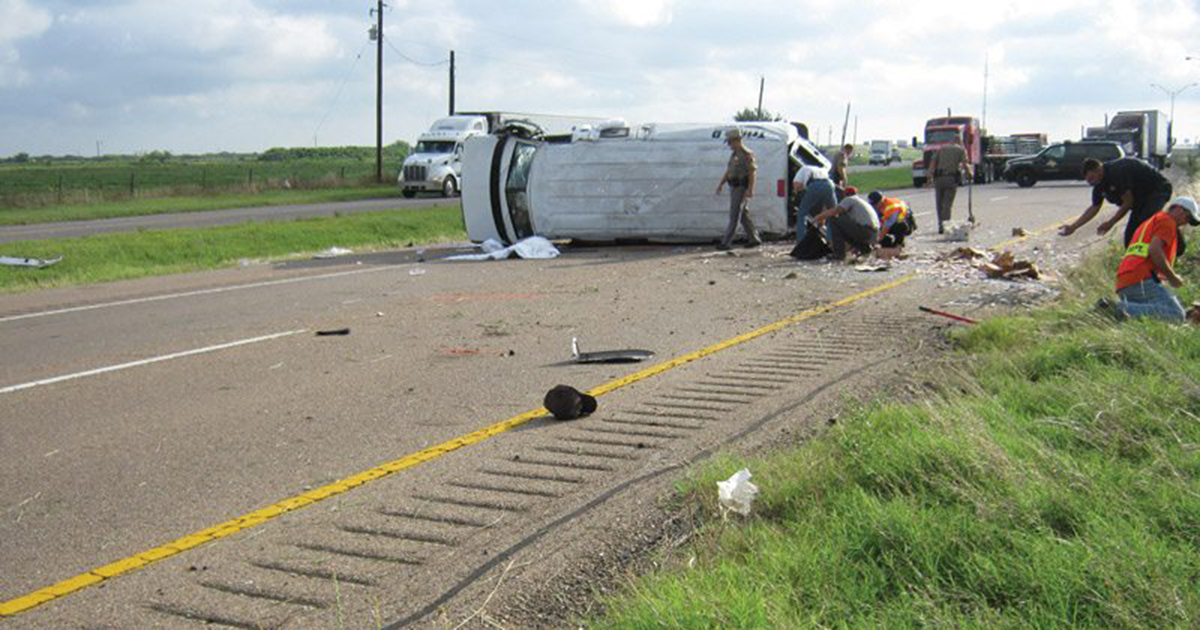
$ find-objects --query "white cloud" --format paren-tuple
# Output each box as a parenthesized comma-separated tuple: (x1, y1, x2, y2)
(0, 0, 52, 87)
(579, 0, 676, 28)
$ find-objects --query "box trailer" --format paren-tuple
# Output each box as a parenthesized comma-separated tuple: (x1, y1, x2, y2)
(460, 121, 829, 244)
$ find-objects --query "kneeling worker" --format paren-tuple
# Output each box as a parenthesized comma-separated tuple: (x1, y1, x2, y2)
(1106, 196, 1200, 321)
(812, 187, 880, 260)
(868, 190, 915, 248)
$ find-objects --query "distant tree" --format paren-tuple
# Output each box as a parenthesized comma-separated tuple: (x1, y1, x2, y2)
(733, 107, 784, 122)
(12, 152, 29, 164)
(139, 150, 172, 163)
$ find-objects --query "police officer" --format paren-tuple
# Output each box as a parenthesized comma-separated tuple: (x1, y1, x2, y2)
(715, 127, 762, 250)
(926, 138, 971, 234)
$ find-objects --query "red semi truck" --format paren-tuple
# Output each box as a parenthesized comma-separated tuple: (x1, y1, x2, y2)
(911, 115, 994, 187)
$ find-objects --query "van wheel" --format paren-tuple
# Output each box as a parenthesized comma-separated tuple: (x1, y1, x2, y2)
(913, 177, 925, 188)
(1015, 171, 1036, 188)
(401, 190, 417, 198)
(442, 176, 458, 197)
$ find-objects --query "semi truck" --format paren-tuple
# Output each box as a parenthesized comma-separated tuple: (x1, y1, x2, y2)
(911, 116, 990, 187)
(459, 120, 830, 244)
(397, 112, 606, 198)
(1101, 110, 1170, 168)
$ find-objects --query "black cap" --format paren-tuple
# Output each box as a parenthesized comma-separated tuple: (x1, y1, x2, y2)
(543, 385, 598, 421)
(868, 190, 884, 205)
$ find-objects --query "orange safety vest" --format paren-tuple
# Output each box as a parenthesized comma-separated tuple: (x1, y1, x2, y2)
(879, 197, 908, 229)
(1116, 212, 1177, 290)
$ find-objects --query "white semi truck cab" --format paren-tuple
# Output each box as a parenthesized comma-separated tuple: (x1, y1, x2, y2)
(398, 115, 488, 198)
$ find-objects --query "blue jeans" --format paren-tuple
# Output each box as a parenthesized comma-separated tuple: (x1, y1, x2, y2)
(1117, 278, 1185, 321)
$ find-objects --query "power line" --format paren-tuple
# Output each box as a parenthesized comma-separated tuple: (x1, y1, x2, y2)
(383, 35, 449, 67)
(312, 40, 370, 146)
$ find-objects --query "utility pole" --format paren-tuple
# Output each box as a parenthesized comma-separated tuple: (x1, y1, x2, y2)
(449, 50, 456, 115)
(982, 52, 989, 131)
(373, 0, 385, 183)
(839, 102, 851, 146)
(853, 115, 858, 145)
(756, 76, 764, 119)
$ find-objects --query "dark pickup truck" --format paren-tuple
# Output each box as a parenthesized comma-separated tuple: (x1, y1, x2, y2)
(1003, 140, 1124, 187)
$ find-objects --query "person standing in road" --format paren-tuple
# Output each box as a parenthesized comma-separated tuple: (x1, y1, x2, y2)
(1098, 196, 1200, 321)
(1059, 157, 1174, 248)
(926, 138, 971, 234)
(715, 127, 762, 250)
(831, 144, 854, 187)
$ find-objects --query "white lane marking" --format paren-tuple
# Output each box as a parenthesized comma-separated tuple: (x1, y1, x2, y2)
(0, 266, 393, 324)
(0, 329, 306, 395)
(915, 211, 934, 218)
(990, 196, 1009, 202)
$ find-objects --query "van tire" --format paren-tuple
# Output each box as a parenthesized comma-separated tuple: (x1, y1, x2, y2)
(401, 190, 417, 198)
(1015, 171, 1036, 188)
(442, 176, 458, 197)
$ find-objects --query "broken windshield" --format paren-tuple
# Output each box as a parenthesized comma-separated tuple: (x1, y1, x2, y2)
(505, 142, 537, 239)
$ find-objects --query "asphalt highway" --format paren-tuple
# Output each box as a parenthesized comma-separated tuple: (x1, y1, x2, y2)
(0, 180, 1134, 628)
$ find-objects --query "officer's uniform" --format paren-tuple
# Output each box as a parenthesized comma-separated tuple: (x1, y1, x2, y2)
(930, 143, 967, 232)
(720, 129, 762, 248)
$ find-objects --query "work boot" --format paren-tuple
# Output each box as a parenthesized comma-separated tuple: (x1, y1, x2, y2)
(1094, 297, 1127, 321)
(716, 243, 732, 251)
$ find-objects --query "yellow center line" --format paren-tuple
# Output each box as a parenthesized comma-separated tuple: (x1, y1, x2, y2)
(0, 273, 915, 618)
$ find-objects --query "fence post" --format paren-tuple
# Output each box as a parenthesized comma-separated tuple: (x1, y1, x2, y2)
(129, 172, 136, 197)
(248, 168, 253, 187)
(340, 166, 346, 182)
(201, 168, 207, 189)
(57, 173, 63, 203)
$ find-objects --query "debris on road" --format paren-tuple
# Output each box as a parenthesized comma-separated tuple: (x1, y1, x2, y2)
(315, 328, 351, 336)
(446, 236, 560, 261)
(918, 306, 979, 325)
(1012, 227, 1029, 237)
(543, 385, 597, 421)
(979, 251, 1041, 280)
(855, 262, 891, 273)
(717, 468, 759, 517)
(942, 222, 973, 242)
(0, 255, 62, 268)
(409, 268, 427, 276)
(571, 337, 654, 364)
(313, 247, 352, 259)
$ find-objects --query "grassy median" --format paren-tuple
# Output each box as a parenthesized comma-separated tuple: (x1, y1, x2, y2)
(0, 205, 465, 292)
(590, 250, 1200, 629)
(0, 185, 405, 226)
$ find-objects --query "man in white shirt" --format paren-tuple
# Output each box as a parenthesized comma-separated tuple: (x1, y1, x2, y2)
(811, 186, 880, 260)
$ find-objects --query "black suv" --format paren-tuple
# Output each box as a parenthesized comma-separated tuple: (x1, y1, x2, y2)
(1003, 141, 1124, 188)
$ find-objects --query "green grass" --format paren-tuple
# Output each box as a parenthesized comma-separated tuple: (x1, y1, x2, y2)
(846, 165, 914, 192)
(0, 185, 403, 226)
(589, 250, 1200, 629)
(0, 205, 465, 292)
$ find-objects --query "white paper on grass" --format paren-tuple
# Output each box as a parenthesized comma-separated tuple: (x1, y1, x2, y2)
(717, 468, 759, 516)
(446, 236, 560, 261)
(0, 255, 62, 268)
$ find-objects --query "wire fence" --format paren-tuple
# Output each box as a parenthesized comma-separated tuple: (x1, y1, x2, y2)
(0, 159, 398, 209)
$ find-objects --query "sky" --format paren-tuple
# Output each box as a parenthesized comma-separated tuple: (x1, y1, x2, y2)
(2, 0, 1200, 157)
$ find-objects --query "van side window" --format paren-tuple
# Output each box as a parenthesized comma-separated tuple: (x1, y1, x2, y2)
(1044, 145, 1066, 160)
(505, 142, 537, 239)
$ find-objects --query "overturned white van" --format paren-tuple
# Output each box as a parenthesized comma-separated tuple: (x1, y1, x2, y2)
(460, 121, 829, 244)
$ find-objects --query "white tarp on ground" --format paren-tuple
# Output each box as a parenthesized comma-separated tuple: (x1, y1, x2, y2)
(446, 236, 560, 261)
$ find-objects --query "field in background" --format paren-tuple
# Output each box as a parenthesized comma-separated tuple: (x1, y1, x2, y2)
(0, 144, 409, 210)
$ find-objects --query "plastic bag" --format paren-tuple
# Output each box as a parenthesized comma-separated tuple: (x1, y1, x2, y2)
(446, 236, 560, 261)
(717, 468, 759, 516)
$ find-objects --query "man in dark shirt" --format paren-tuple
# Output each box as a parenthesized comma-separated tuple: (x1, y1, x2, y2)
(1059, 157, 1173, 246)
